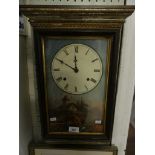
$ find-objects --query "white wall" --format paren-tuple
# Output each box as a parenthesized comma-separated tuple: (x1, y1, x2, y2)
(111, 1, 135, 155)
(112, 12, 135, 155)
(19, 35, 33, 155)
(26, 20, 42, 142)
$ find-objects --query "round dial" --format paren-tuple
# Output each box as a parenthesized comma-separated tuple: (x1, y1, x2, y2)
(51, 44, 102, 95)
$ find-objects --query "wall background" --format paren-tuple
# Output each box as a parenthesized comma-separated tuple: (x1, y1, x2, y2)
(19, 36, 33, 155)
(112, 10, 135, 155)
(19, 1, 135, 155)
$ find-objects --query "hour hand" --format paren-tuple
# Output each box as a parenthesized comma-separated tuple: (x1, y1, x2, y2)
(74, 56, 77, 67)
(74, 55, 79, 73)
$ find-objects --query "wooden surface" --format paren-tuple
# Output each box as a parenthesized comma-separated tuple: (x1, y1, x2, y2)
(19, 5, 135, 29)
(19, 5, 134, 151)
(35, 149, 114, 155)
(21, 0, 125, 6)
(29, 143, 117, 155)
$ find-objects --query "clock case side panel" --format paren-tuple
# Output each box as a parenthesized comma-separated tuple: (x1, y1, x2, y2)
(105, 28, 123, 141)
(33, 30, 48, 137)
(33, 29, 123, 145)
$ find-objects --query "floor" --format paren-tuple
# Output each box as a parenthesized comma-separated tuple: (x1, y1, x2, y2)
(125, 124, 135, 155)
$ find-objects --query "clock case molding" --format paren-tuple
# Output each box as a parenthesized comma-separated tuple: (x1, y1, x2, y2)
(28, 142, 118, 155)
(20, 5, 134, 146)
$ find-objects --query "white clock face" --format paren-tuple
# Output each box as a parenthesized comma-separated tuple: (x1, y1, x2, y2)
(51, 44, 102, 95)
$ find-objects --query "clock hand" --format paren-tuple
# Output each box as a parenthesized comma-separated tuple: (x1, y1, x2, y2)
(75, 56, 77, 67)
(73, 46, 79, 72)
(56, 58, 63, 64)
(64, 62, 77, 71)
(74, 55, 78, 70)
(56, 58, 77, 72)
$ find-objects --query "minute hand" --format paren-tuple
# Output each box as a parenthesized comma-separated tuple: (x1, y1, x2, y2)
(56, 58, 75, 71)
(63, 62, 76, 71)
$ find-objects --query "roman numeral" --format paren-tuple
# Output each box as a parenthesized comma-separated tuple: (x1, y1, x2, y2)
(64, 49, 69, 55)
(56, 77, 62, 82)
(64, 83, 69, 90)
(85, 85, 88, 91)
(53, 68, 60, 71)
(94, 69, 100, 72)
(91, 58, 99, 63)
(75, 46, 78, 53)
(75, 86, 77, 92)
(85, 49, 89, 55)
(90, 78, 97, 83)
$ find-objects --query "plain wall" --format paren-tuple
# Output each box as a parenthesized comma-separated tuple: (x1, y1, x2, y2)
(19, 35, 33, 155)
(112, 12, 135, 155)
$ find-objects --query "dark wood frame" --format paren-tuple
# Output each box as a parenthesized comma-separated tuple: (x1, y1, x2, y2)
(33, 30, 120, 145)
(20, 5, 134, 146)
(29, 142, 118, 155)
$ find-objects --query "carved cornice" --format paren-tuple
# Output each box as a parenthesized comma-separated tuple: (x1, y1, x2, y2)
(20, 5, 134, 29)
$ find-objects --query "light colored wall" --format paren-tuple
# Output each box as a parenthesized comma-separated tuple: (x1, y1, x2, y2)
(26, 20, 42, 142)
(111, 1, 135, 155)
(19, 35, 33, 155)
(112, 12, 135, 155)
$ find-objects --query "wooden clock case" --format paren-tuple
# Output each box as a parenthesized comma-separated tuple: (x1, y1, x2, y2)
(20, 5, 134, 147)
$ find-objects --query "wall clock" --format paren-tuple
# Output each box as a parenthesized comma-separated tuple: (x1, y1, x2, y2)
(20, 5, 134, 146)
(51, 43, 103, 95)
(41, 35, 111, 137)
